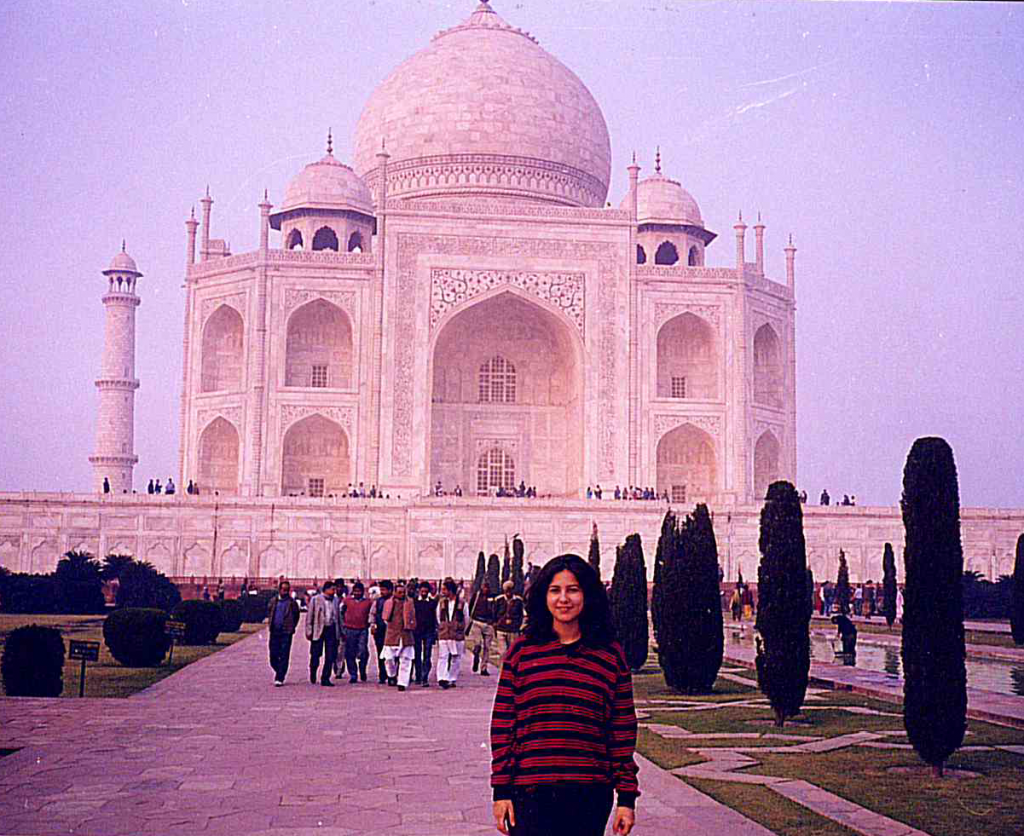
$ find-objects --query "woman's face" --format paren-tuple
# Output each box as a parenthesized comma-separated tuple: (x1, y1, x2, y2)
(547, 570, 584, 626)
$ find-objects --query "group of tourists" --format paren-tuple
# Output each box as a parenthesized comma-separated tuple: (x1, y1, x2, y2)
(265, 552, 640, 835)
(819, 579, 904, 619)
(819, 489, 857, 506)
(585, 485, 669, 501)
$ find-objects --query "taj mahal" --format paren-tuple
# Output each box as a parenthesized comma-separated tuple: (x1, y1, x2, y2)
(1, 1, 1020, 584)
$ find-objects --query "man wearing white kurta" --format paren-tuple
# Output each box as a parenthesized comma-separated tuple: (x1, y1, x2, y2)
(436, 579, 469, 689)
(380, 582, 417, 691)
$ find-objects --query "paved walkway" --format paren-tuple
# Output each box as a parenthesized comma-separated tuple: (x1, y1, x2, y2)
(0, 630, 771, 835)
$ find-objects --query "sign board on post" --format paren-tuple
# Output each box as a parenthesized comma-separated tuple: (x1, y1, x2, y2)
(68, 640, 100, 697)
(165, 620, 187, 666)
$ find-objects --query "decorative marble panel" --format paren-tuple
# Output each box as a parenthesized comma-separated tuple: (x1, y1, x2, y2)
(280, 405, 355, 434)
(283, 288, 357, 318)
(197, 406, 243, 433)
(653, 414, 722, 439)
(201, 293, 247, 325)
(653, 302, 722, 330)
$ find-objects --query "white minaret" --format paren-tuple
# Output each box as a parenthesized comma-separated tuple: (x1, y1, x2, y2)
(89, 243, 142, 494)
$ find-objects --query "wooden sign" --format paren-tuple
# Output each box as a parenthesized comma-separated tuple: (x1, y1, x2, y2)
(165, 620, 187, 640)
(68, 640, 100, 662)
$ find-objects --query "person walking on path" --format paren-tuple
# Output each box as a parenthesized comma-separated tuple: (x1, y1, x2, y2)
(490, 554, 639, 836)
(305, 580, 341, 686)
(413, 581, 438, 686)
(266, 579, 301, 686)
(729, 586, 742, 622)
(468, 581, 497, 675)
(341, 581, 373, 683)
(381, 582, 417, 691)
(436, 578, 468, 689)
(494, 580, 524, 655)
(371, 580, 393, 683)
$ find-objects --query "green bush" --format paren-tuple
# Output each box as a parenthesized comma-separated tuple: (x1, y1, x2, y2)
(882, 543, 898, 628)
(103, 608, 170, 667)
(1013, 535, 1024, 646)
(53, 551, 106, 615)
(0, 573, 57, 614)
(217, 598, 244, 633)
(114, 561, 181, 613)
(512, 536, 526, 595)
(171, 599, 222, 645)
(1, 624, 64, 696)
(241, 589, 275, 623)
(834, 549, 851, 615)
(588, 524, 601, 581)
(610, 533, 649, 671)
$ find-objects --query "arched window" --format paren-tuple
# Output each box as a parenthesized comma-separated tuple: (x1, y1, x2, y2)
(753, 325, 784, 408)
(201, 306, 244, 393)
(312, 226, 339, 252)
(285, 299, 354, 389)
(477, 448, 515, 495)
(753, 431, 781, 500)
(688, 245, 700, 266)
(655, 241, 679, 265)
(198, 417, 240, 496)
(636, 244, 647, 265)
(348, 231, 363, 253)
(478, 355, 516, 403)
(286, 229, 304, 250)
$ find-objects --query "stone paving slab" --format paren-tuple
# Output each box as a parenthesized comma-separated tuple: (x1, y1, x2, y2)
(0, 628, 773, 835)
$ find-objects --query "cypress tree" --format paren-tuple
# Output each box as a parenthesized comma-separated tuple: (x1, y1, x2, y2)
(882, 543, 898, 630)
(473, 551, 486, 595)
(501, 538, 511, 586)
(1012, 534, 1024, 646)
(658, 505, 723, 693)
(486, 553, 501, 594)
(651, 510, 676, 644)
(511, 536, 525, 596)
(835, 549, 851, 615)
(900, 437, 967, 776)
(754, 481, 811, 727)
(588, 522, 602, 580)
(610, 534, 649, 671)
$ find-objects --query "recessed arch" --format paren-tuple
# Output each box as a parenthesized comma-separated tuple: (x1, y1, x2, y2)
(347, 231, 364, 253)
(281, 414, 350, 497)
(197, 417, 240, 496)
(286, 229, 304, 250)
(636, 244, 647, 265)
(657, 312, 717, 399)
(201, 305, 244, 393)
(688, 245, 700, 266)
(655, 241, 679, 265)
(753, 430, 781, 501)
(429, 290, 583, 497)
(754, 324, 783, 408)
(312, 226, 339, 252)
(285, 299, 353, 388)
(656, 423, 717, 502)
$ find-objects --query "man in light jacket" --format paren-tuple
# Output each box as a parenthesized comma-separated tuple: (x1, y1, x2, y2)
(305, 580, 341, 687)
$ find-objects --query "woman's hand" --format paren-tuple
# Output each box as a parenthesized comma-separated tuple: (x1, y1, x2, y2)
(612, 805, 635, 835)
(493, 800, 515, 834)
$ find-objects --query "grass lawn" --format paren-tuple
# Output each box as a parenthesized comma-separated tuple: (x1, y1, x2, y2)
(636, 669, 1024, 836)
(0, 614, 261, 698)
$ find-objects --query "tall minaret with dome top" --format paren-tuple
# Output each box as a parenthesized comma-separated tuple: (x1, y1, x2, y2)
(89, 244, 141, 493)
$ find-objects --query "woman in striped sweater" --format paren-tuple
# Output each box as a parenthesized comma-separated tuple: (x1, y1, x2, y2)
(490, 554, 639, 835)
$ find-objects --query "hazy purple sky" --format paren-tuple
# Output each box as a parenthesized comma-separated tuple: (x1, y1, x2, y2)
(1, 1, 1021, 508)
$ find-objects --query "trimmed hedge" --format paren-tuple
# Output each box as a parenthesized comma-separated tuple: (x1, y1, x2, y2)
(114, 561, 181, 613)
(217, 598, 244, 633)
(0, 573, 58, 614)
(241, 589, 276, 624)
(171, 599, 222, 645)
(103, 608, 171, 667)
(1, 624, 64, 696)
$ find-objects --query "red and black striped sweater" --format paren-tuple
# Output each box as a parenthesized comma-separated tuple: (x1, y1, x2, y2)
(490, 635, 640, 808)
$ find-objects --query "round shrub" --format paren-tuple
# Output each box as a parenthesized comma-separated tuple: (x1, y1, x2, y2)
(241, 589, 275, 624)
(103, 608, 171, 667)
(1, 624, 64, 696)
(217, 598, 244, 633)
(171, 599, 222, 645)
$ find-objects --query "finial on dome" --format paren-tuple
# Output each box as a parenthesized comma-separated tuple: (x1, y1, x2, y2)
(264, 188, 269, 201)
(121, 239, 126, 253)
(190, 206, 195, 219)
(632, 150, 636, 165)
(327, 128, 333, 155)
(789, 233, 794, 246)
(205, 185, 210, 198)
(655, 146, 662, 174)
(757, 211, 762, 223)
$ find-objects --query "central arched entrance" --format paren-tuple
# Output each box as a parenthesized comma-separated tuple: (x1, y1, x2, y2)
(280, 415, 350, 497)
(656, 423, 717, 503)
(429, 291, 583, 497)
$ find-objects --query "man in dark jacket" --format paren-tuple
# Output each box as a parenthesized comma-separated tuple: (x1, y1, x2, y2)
(413, 581, 438, 686)
(266, 580, 301, 686)
(371, 580, 393, 684)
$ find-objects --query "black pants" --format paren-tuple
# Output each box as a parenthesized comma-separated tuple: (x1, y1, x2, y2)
(509, 784, 614, 836)
(310, 628, 339, 683)
(373, 627, 388, 682)
(268, 631, 293, 682)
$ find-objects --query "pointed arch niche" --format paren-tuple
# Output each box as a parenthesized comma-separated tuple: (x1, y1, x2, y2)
(281, 414, 350, 497)
(657, 312, 717, 400)
(197, 417, 240, 496)
(754, 324, 783, 408)
(285, 299, 353, 389)
(656, 423, 717, 502)
(429, 291, 583, 497)
(201, 306, 244, 393)
(753, 430, 781, 501)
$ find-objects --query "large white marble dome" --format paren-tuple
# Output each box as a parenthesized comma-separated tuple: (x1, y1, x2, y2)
(353, 0, 612, 208)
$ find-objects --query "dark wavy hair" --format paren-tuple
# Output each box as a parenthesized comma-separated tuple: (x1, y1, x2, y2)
(525, 554, 615, 647)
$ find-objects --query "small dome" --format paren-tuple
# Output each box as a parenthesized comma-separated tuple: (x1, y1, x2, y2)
(623, 173, 703, 227)
(278, 151, 374, 217)
(104, 247, 141, 275)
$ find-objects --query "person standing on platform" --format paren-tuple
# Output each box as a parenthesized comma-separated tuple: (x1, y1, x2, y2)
(436, 578, 468, 689)
(381, 582, 417, 691)
(341, 581, 373, 683)
(371, 580, 393, 683)
(494, 580, 525, 655)
(413, 581, 438, 686)
(468, 581, 497, 675)
(266, 580, 301, 686)
(305, 580, 341, 686)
